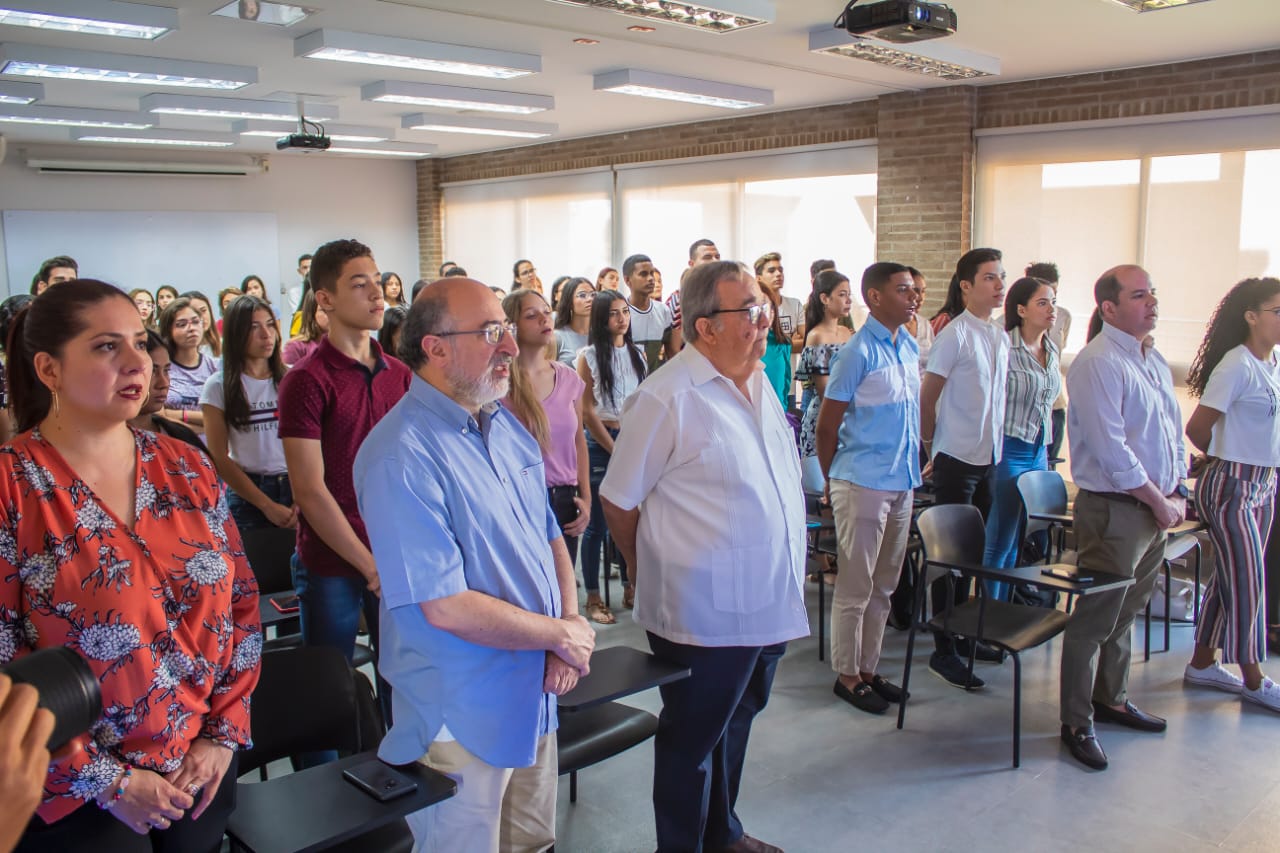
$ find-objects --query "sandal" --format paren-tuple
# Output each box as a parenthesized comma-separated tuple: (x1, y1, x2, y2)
(586, 598, 616, 625)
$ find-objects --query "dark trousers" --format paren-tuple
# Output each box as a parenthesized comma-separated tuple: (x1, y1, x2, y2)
(929, 452, 995, 655)
(647, 634, 785, 853)
(547, 485, 581, 573)
(582, 429, 626, 593)
(16, 754, 238, 853)
(227, 471, 292, 533)
(1268, 478, 1280, 626)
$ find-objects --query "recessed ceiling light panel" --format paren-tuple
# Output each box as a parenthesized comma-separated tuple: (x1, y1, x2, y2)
(0, 79, 42, 104)
(0, 103, 151, 128)
(0, 43, 257, 89)
(141, 93, 337, 122)
(400, 113, 557, 139)
(593, 68, 772, 109)
(808, 29, 998, 80)
(361, 80, 552, 114)
(72, 127, 236, 146)
(324, 142, 437, 158)
(546, 0, 774, 33)
(296, 29, 540, 79)
(0, 0, 178, 40)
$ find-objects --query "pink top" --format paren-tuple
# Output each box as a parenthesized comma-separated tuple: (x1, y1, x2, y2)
(282, 337, 320, 366)
(542, 361, 586, 487)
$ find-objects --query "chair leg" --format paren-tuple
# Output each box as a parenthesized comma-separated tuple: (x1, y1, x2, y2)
(818, 567, 826, 662)
(1162, 560, 1171, 653)
(1012, 651, 1022, 769)
(898, 568, 928, 730)
(1144, 599, 1151, 663)
(569, 770, 577, 804)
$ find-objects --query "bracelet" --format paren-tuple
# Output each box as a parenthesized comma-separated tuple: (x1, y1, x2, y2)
(182, 409, 187, 423)
(99, 764, 133, 810)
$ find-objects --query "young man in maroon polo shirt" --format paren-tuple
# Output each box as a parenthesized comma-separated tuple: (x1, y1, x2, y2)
(279, 238, 411, 718)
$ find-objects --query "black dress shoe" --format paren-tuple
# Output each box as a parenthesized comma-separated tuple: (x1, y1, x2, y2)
(1061, 725, 1108, 770)
(868, 674, 909, 703)
(1091, 700, 1167, 732)
(834, 679, 890, 714)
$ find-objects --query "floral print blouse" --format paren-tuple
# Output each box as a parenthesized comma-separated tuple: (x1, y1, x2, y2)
(0, 428, 261, 823)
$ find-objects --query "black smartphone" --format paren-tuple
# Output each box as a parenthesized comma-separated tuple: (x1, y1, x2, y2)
(270, 594, 300, 613)
(1042, 567, 1092, 584)
(342, 759, 419, 802)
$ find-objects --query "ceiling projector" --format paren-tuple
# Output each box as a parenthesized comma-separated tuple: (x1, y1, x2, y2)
(837, 0, 957, 43)
(276, 132, 330, 152)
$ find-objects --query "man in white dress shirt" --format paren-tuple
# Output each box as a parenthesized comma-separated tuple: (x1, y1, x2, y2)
(1060, 264, 1188, 771)
(601, 260, 808, 853)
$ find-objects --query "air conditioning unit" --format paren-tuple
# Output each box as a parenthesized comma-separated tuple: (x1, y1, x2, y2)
(25, 158, 266, 177)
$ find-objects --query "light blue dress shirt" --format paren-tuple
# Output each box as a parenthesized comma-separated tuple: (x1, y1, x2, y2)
(353, 375, 563, 770)
(823, 315, 922, 492)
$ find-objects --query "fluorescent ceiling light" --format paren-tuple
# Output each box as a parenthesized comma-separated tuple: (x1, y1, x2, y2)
(0, 79, 41, 104)
(72, 127, 235, 147)
(296, 29, 539, 79)
(0, 0, 178, 40)
(0, 103, 151, 127)
(234, 119, 391, 142)
(361, 80, 552, 114)
(1106, 0, 1211, 10)
(593, 68, 771, 109)
(400, 113, 556, 139)
(141, 93, 337, 122)
(808, 29, 999, 80)
(545, 0, 774, 33)
(211, 1, 314, 26)
(324, 142, 437, 158)
(0, 43, 257, 89)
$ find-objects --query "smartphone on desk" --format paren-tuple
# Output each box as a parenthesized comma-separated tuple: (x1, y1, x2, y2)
(1042, 567, 1092, 584)
(269, 593, 299, 613)
(343, 759, 419, 802)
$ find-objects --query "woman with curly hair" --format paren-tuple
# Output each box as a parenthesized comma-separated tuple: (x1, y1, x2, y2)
(1183, 277, 1280, 714)
(3, 280, 259, 853)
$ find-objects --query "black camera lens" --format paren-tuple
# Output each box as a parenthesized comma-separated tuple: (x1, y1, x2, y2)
(3, 647, 102, 751)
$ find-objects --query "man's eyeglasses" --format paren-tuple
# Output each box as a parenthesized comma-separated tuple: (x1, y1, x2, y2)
(434, 321, 516, 346)
(709, 302, 773, 325)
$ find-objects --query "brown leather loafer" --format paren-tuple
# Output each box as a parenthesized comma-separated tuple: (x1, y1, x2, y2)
(1092, 700, 1167, 732)
(1061, 725, 1108, 770)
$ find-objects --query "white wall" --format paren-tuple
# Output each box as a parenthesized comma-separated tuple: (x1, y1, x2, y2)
(0, 148, 420, 303)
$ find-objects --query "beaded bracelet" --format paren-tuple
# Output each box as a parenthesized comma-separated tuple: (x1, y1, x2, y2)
(99, 764, 133, 810)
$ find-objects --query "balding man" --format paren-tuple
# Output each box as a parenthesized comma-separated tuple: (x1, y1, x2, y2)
(354, 278, 596, 852)
(1059, 264, 1188, 771)
(602, 261, 807, 853)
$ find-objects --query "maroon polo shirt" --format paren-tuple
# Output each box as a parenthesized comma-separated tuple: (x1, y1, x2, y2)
(278, 335, 411, 579)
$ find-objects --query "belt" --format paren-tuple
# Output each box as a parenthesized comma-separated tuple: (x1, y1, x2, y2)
(245, 471, 290, 485)
(548, 485, 578, 497)
(1084, 490, 1144, 507)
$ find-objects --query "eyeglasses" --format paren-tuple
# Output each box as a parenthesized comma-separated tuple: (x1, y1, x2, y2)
(172, 318, 203, 330)
(434, 321, 516, 346)
(709, 301, 773, 325)
(518, 268, 536, 278)
(574, 290, 595, 300)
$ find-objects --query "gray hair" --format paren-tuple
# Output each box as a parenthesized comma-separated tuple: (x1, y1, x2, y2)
(399, 285, 453, 369)
(681, 260, 749, 344)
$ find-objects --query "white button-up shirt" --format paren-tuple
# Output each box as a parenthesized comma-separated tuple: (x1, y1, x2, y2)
(599, 344, 809, 648)
(926, 309, 1010, 466)
(1067, 322, 1187, 494)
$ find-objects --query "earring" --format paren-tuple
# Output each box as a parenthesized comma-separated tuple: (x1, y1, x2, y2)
(51, 389, 60, 416)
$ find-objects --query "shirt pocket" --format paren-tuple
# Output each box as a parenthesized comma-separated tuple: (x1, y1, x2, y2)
(711, 544, 781, 615)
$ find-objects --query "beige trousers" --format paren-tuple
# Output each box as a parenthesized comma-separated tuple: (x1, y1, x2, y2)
(405, 732, 557, 853)
(829, 479, 914, 676)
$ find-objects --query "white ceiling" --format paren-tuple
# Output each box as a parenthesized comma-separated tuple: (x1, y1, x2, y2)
(2, 0, 1279, 159)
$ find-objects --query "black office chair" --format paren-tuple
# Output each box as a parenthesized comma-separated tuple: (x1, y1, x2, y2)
(557, 701, 659, 804)
(231, 645, 413, 853)
(898, 505, 1070, 768)
(1015, 470, 1072, 564)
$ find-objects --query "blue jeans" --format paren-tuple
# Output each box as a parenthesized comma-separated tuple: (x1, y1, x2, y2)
(291, 556, 390, 763)
(227, 471, 292, 533)
(984, 433, 1048, 599)
(582, 428, 626, 594)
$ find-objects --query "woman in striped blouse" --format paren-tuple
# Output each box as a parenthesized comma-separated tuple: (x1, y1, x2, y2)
(984, 277, 1061, 582)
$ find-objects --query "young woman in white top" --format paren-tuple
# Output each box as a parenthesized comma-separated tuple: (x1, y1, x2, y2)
(577, 290, 648, 609)
(554, 276, 595, 366)
(200, 295, 297, 532)
(905, 267, 934, 375)
(158, 297, 217, 433)
(1184, 277, 1280, 713)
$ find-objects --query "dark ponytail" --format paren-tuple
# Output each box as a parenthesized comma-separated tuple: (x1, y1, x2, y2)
(8, 279, 131, 433)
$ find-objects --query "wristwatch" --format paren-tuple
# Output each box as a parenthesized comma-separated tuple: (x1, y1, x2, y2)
(1173, 483, 1190, 500)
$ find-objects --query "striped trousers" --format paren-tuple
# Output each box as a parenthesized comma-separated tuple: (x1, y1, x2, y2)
(1194, 459, 1277, 664)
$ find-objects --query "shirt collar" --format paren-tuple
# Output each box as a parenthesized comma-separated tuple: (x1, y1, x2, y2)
(1100, 321, 1144, 356)
(408, 373, 502, 433)
(958, 309, 997, 330)
(685, 342, 764, 389)
(317, 334, 388, 373)
(864, 314, 898, 344)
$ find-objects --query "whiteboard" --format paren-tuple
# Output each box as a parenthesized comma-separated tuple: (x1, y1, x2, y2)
(2, 210, 280, 303)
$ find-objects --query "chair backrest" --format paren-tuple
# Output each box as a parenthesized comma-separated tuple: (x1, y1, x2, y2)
(914, 504, 986, 575)
(237, 645, 363, 777)
(1016, 470, 1068, 538)
(241, 526, 297, 595)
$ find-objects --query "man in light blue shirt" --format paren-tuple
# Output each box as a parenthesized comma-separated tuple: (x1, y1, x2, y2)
(816, 262, 921, 716)
(354, 277, 595, 853)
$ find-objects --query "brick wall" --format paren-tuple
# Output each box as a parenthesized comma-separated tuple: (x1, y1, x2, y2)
(416, 49, 1280, 285)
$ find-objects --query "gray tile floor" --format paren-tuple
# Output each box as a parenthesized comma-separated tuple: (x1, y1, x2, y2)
(553, 578, 1279, 853)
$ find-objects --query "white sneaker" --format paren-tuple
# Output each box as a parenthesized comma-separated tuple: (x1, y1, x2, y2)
(1242, 678, 1280, 714)
(1183, 661, 1243, 694)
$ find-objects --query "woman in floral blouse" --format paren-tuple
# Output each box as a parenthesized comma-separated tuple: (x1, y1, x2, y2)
(3, 280, 261, 853)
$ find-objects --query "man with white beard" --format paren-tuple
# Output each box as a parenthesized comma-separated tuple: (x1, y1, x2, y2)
(354, 277, 596, 853)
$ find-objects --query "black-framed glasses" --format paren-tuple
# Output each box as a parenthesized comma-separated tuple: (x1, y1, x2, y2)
(709, 301, 773, 325)
(434, 321, 516, 346)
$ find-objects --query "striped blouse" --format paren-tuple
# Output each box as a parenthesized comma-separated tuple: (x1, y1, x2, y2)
(1003, 328, 1061, 445)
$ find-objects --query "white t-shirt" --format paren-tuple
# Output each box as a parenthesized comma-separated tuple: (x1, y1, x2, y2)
(199, 371, 289, 474)
(777, 295, 804, 340)
(926, 310, 1010, 466)
(167, 353, 217, 413)
(1201, 344, 1280, 467)
(627, 299, 673, 373)
(579, 343, 645, 423)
